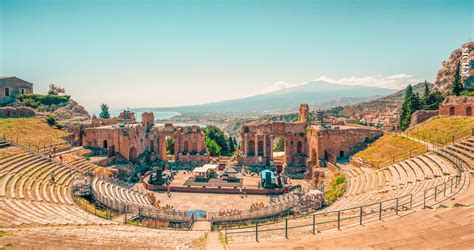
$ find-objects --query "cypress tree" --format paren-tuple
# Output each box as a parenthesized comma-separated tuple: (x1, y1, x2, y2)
(399, 85, 414, 131)
(451, 61, 463, 96)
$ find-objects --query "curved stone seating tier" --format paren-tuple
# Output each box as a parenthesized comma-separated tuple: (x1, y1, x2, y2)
(92, 178, 154, 209)
(0, 146, 111, 228)
(332, 153, 459, 211)
(0, 225, 207, 249)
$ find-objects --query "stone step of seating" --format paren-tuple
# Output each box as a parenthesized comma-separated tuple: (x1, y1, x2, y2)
(0, 154, 42, 173)
(447, 145, 474, 161)
(0, 152, 28, 167)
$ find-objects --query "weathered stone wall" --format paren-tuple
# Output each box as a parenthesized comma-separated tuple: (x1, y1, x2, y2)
(307, 125, 383, 166)
(410, 110, 439, 127)
(238, 121, 307, 165)
(439, 96, 473, 117)
(82, 123, 208, 163)
(0, 106, 35, 118)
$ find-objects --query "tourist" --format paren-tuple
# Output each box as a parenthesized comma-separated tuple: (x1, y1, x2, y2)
(51, 171, 55, 184)
(167, 185, 171, 198)
(243, 187, 247, 197)
(59, 155, 63, 163)
(239, 187, 243, 198)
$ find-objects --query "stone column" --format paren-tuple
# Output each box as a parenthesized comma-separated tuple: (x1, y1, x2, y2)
(263, 134, 267, 158)
(243, 134, 248, 156)
(254, 133, 258, 161)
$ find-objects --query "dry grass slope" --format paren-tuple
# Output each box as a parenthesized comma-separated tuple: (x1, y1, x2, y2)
(353, 134, 427, 168)
(0, 117, 69, 151)
(405, 116, 474, 146)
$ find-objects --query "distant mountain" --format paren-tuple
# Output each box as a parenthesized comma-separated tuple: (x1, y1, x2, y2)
(139, 81, 395, 115)
(339, 81, 433, 115)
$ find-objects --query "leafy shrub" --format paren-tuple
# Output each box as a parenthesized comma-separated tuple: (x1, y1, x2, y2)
(17, 94, 70, 107)
(46, 115, 57, 127)
(325, 171, 346, 204)
(22, 97, 41, 108)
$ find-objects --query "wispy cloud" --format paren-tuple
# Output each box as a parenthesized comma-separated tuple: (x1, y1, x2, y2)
(259, 74, 425, 94)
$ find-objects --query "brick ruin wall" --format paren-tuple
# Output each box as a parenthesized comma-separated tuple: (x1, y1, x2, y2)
(410, 110, 439, 128)
(82, 123, 209, 163)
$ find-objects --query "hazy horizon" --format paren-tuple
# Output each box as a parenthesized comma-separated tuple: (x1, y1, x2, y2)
(1, 0, 471, 111)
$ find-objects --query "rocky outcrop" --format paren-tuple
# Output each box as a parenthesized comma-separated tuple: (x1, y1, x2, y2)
(433, 42, 473, 94)
(53, 99, 90, 121)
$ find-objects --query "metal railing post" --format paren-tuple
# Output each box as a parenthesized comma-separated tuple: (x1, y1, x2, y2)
(225, 229, 228, 244)
(395, 198, 399, 215)
(256, 221, 259, 242)
(444, 182, 447, 196)
(285, 218, 288, 238)
(337, 211, 341, 230)
(423, 190, 426, 209)
(359, 206, 363, 225)
(312, 214, 316, 234)
(450, 178, 453, 193)
(410, 194, 413, 210)
(379, 202, 382, 220)
(434, 186, 437, 201)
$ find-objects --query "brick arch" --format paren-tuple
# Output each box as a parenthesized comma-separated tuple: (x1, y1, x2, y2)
(247, 140, 255, 156)
(449, 106, 455, 116)
(129, 146, 138, 162)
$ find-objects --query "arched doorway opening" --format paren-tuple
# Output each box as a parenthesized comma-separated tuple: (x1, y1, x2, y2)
(103, 140, 108, 149)
(272, 137, 286, 166)
(247, 140, 255, 156)
(183, 141, 189, 153)
(149, 140, 154, 153)
(449, 106, 455, 116)
(466, 106, 472, 117)
(297, 141, 302, 154)
(165, 137, 175, 156)
(257, 141, 264, 156)
(129, 146, 138, 162)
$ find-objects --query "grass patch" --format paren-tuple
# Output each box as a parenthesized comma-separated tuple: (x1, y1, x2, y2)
(0, 230, 5, 237)
(405, 116, 474, 146)
(0, 117, 69, 151)
(74, 196, 113, 220)
(354, 134, 427, 168)
(325, 171, 346, 204)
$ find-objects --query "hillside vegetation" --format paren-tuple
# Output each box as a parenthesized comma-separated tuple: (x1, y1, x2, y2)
(0, 117, 69, 152)
(353, 134, 427, 168)
(405, 116, 474, 146)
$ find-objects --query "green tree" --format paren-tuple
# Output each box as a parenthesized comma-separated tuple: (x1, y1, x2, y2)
(399, 85, 415, 131)
(422, 81, 430, 107)
(451, 62, 463, 96)
(203, 125, 228, 155)
(425, 90, 445, 110)
(166, 137, 175, 155)
(228, 136, 235, 154)
(205, 137, 221, 156)
(99, 104, 111, 119)
(273, 138, 285, 152)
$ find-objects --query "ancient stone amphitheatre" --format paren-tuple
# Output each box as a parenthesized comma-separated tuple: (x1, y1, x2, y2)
(0, 97, 472, 249)
(1, 1, 473, 248)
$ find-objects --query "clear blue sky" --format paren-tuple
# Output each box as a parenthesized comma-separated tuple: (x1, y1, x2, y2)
(0, 0, 472, 112)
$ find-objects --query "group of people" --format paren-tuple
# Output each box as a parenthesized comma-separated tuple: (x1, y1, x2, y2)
(239, 186, 247, 198)
(250, 202, 265, 211)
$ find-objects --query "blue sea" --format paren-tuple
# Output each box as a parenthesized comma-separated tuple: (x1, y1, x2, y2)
(109, 110, 206, 127)
(109, 110, 181, 121)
